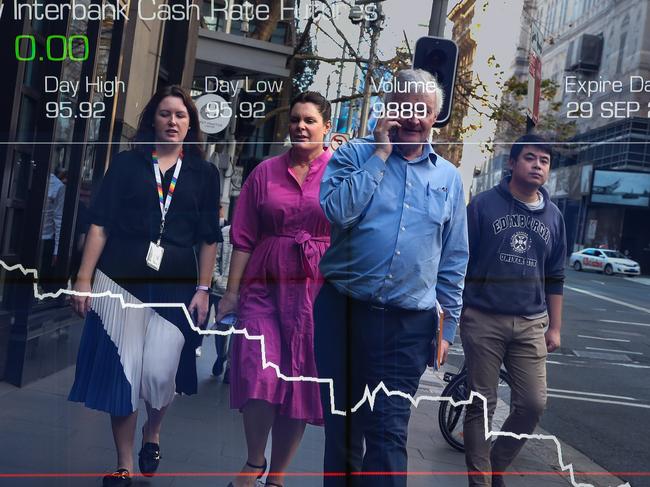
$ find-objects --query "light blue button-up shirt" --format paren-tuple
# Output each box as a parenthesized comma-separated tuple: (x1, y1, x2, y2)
(319, 137, 469, 343)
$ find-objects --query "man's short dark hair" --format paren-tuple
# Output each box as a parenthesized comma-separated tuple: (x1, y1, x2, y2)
(509, 134, 552, 162)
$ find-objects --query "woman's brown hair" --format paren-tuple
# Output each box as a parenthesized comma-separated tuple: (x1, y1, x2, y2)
(133, 85, 205, 159)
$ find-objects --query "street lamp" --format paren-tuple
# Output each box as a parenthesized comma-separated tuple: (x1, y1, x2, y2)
(239, 0, 254, 34)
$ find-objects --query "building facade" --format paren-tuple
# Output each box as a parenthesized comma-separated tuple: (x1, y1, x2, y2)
(0, 0, 295, 386)
(437, 0, 477, 166)
(474, 0, 650, 272)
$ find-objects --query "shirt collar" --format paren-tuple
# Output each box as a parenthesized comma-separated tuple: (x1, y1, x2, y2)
(284, 147, 332, 172)
(394, 141, 438, 166)
(140, 148, 201, 172)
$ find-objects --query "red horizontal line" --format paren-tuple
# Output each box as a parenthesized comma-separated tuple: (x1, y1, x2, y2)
(0, 471, 648, 478)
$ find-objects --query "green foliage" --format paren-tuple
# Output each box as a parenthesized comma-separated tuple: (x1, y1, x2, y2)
(447, 69, 577, 154)
(292, 27, 320, 95)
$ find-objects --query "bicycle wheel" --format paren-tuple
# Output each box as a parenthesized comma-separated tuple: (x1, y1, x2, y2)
(438, 370, 512, 452)
(438, 371, 469, 452)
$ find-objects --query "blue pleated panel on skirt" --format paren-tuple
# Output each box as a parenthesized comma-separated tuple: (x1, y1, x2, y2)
(68, 308, 134, 416)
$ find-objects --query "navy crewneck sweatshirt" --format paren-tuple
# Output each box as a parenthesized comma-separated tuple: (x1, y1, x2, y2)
(464, 177, 567, 315)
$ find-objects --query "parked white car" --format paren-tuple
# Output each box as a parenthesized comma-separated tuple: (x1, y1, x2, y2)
(569, 248, 641, 276)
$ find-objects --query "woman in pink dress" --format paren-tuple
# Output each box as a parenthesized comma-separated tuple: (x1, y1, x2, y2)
(217, 92, 333, 487)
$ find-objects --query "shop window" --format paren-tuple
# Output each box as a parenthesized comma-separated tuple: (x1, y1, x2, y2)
(23, 59, 43, 90)
(2, 206, 24, 257)
(202, 0, 227, 32)
(15, 96, 37, 144)
(8, 151, 32, 202)
(0, 268, 7, 308)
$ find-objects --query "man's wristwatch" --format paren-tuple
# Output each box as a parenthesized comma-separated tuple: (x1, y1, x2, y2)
(195, 285, 210, 293)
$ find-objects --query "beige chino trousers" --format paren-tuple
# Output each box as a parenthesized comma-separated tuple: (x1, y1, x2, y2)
(460, 306, 548, 487)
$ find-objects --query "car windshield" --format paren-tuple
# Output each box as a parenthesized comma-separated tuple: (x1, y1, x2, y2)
(602, 250, 626, 259)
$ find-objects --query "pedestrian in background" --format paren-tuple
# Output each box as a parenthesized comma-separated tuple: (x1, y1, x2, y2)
(40, 169, 65, 294)
(196, 205, 229, 361)
(69, 85, 220, 487)
(210, 205, 232, 379)
(315, 68, 469, 487)
(461, 133, 565, 486)
(216, 91, 332, 487)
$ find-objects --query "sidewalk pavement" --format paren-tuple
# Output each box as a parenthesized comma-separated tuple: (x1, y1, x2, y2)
(0, 341, 625, 487)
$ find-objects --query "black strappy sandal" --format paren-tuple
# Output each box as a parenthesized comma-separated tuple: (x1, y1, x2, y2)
(226, 458, 268, 486)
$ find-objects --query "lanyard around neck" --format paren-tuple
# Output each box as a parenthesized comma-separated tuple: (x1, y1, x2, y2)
(152, 150, 183, 242)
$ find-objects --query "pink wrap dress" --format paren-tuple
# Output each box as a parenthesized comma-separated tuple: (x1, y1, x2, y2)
(229, 148, 332, 424)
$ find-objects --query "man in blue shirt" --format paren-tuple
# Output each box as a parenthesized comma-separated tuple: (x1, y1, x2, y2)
(315, 69, 469, 487)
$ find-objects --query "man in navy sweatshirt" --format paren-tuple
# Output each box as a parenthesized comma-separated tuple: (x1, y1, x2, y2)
(461, 133, 566, 486)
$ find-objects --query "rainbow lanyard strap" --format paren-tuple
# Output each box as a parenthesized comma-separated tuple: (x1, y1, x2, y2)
(152, 150, 183, 244)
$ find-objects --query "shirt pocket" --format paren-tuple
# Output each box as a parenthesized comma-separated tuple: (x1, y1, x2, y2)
(426, 186, 450, 227)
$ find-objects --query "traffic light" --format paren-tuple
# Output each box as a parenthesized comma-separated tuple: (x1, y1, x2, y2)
(413, 36, 458, 128)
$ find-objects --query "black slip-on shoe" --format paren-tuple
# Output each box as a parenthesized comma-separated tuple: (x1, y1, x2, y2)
(102, 469, 131, 487)
(138, 441, 161, 476)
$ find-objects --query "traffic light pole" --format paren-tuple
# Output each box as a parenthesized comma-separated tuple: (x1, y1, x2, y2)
(526, 115, 535, 134)
(428, 0, 449, 37)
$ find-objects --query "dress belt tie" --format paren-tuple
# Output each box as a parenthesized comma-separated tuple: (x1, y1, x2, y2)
(277, 231, 330, 279)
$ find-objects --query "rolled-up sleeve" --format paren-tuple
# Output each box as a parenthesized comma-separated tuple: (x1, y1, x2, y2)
(197, 163, 222, 244)
(88, 152, 126, 231)
(435, 173, 469, 343)
(320, 142, 386, 229)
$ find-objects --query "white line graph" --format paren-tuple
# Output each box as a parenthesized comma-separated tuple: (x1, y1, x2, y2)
(0, 259, 632, 487)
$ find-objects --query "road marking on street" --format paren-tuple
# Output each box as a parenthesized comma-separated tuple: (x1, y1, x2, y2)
(594, 308, 607, 311)
(614, 363, 650, 369)
(585, 346, 643, 355)
(565, 285, 650, 314)
(578, 335, 631, 343)
(598, 329, 643, 337)
(600, 319, 650, 328)
(547, 388, 637, 401)
(625, 277, 650, 286)
(547, 360, 590, 368)
(0, 259, 634, 487)
(548, 394, 650, 409)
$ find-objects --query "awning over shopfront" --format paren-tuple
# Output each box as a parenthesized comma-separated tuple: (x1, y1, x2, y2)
(196, 28, 292, 79)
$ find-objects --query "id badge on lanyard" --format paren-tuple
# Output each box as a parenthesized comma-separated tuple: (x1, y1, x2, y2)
(147, 151, 183, 271)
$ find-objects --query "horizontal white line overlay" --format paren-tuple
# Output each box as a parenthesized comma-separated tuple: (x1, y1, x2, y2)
(3, 141, 650, 146)
(565, 286, 650, 314)
(0, 260, 632, 487)
(578, 335, 630, 343)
